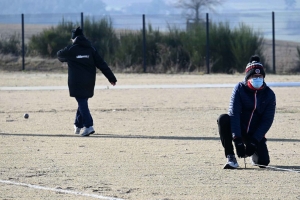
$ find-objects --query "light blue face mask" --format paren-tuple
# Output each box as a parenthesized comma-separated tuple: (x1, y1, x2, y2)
(250, 77, 264, 89)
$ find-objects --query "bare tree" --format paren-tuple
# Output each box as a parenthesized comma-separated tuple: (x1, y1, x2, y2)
(174, 0, 225, 24)
(285, 0, 296, 9)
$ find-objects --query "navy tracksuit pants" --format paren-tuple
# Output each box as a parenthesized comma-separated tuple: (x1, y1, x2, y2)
(217, 114, 270, 166)
(74, 97, 93, 128)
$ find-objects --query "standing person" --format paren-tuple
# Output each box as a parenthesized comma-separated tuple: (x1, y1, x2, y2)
(217, 55, 276, 169)
(57, 27, 117, 136)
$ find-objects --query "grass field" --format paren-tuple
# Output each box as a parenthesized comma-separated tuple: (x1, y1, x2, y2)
(0, 73, 299, 199)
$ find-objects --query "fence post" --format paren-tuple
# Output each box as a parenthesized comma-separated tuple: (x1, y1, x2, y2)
(81, 12, 84, 31)
(272, 11, 276, 74)
(142, 14, 147, 73)
(21, 13, 25, 70)
(206, 13, 210, 74)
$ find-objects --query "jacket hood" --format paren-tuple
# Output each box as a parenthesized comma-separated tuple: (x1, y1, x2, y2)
(73, 36, 92, 47)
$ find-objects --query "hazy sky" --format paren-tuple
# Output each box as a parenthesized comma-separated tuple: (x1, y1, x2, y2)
(102, 0, 298, 11)
(0, 0, 298, 15)
(102, 0, 152, 9)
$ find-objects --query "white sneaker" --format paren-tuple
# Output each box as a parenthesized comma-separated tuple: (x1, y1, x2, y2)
(81, 126, 95, 136)
(74, 125, 81, 134)
(250, 156, 260, 166)
(223, 154, 239, 169)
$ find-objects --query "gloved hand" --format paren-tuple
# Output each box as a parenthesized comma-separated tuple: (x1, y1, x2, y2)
(245, 138, 258, 156)
(233, 137, 246, 158)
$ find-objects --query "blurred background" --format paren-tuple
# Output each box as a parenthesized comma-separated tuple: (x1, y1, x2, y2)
(0, 0, 299, 74)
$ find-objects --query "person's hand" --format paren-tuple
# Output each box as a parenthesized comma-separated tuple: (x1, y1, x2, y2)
(245, 138, 258, 156)
(233, 137, 246, 158)
(110, 82, 116, 86)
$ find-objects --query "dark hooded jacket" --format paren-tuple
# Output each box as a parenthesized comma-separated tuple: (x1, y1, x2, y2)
(228, 81, 276, 142)
(57, 36, 117, 98)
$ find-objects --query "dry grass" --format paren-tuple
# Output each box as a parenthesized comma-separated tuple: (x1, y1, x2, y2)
(0, 23, 300, 73)
(0, 54, 68, 72)
(263, 39, 300, 73)
(0, 24, 52, 42)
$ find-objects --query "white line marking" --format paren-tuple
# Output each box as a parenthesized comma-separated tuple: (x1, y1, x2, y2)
(0, 179, 124, 200)
(252, 164, 300, 173)
(244, 163, 300, 173)
(1, 82, 300, 91)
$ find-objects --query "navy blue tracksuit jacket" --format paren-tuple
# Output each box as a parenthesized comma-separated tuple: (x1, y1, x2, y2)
(228, 81, 276, 142)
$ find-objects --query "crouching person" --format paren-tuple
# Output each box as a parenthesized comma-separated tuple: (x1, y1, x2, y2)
(218, 55, 276, 169)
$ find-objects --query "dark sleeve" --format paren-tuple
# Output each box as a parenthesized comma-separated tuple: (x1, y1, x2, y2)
(93, 49, 117, 83)
(253, 90, 276, 142)
(57, 46, 69, 62)
(228, 83, 242, 139)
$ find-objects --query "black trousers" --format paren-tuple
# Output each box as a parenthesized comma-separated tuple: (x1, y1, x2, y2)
(217, 114, 270, 166)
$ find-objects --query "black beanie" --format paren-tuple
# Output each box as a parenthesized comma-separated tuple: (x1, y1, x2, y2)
(71, 27, 83, 39)
(245, 55, 265, 80)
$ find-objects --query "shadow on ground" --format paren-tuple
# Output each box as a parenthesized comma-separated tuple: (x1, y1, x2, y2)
(0, 132, 300, 143)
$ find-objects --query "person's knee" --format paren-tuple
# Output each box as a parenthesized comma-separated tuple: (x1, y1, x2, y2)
(217, 114, 230, 126)
(259, 158, 270, 166)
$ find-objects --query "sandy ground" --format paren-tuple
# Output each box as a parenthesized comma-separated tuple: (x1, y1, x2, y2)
(0, 72, 300, 200)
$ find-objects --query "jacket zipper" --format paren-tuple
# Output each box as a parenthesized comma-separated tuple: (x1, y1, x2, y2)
(246, 90, 257, 133)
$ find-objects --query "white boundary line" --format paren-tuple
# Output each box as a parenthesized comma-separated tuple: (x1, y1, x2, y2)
(252, 164, 300, 173)
(0, 179, 124, 200)
(1, 82, 300, 91)
(243, 162, 300, 173)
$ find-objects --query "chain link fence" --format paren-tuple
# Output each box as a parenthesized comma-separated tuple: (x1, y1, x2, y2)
(0, 12, 299, 73)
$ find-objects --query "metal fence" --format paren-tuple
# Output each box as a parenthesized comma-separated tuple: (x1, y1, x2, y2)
(0, 11, 299, 73)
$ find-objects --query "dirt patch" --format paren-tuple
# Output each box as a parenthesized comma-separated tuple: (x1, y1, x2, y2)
(0, 73, 299, 199)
